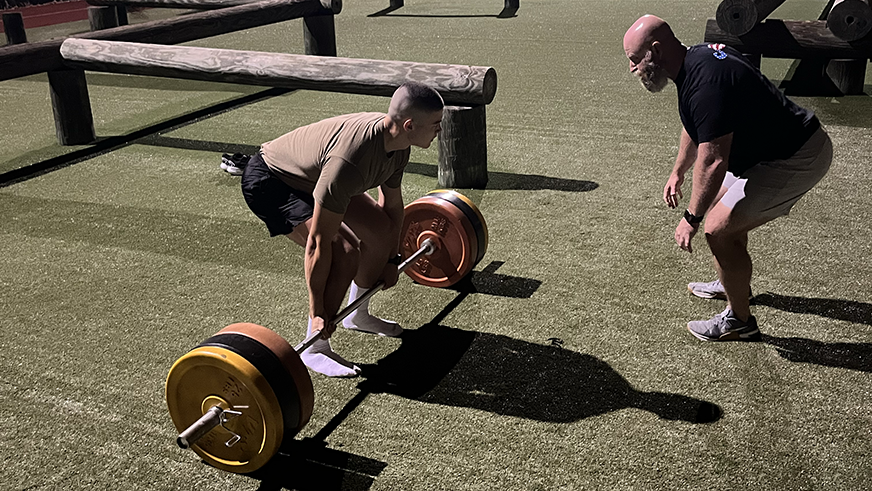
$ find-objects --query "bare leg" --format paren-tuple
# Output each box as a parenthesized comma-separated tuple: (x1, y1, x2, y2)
(704, 203, 770, 321)
(287, 220, 362, 377)
(342, 193, 394, 288)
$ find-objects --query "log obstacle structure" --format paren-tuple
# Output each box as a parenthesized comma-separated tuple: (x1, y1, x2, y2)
(386, 0, 518, 9)
(59, 38, 498, 188)
(0, 0, 341, 81)
(827, 0, 872, 41)
(0, 0, 340, 146)
(166, 191, 488, 474)
(706, 0, 872, 95)
(716, 0, 789, 36)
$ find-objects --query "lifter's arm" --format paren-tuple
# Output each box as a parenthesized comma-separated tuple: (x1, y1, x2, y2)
(305, 202, 344, 335)
(664, 127, 698, 208)
(377, 184, 405, 289)
(675, 133, 732, 252)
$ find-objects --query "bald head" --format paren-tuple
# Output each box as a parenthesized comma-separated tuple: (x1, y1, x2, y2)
(623, 15, 687, 89)
(623, 15, 677, 58)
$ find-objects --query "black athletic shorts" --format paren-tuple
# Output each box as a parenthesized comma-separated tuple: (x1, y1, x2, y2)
(241, 153, 315, 237)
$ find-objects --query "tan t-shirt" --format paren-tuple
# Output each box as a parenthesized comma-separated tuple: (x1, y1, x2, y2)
(261, 112, 410, 214)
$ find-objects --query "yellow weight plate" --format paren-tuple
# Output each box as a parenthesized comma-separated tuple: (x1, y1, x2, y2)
(166, 346, 283, 474)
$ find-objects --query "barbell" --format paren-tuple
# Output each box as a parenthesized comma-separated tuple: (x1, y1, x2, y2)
(165, 190, 488, 474)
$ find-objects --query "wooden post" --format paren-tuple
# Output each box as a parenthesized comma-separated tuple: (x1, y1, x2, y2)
(2, 13, 27, 45)
(827, 0, 872, 41)
(826, 59, 867, 94)
(47, 69, 96, 145)
(303, 14, 336, 56)
(438, 105, 488, 189)
(390, 0, 403, 8)
(89, 6, 119, 31)
(116, 6, 129, 26)
(716, 0, 789, 35)
(505, 0, 519, 8)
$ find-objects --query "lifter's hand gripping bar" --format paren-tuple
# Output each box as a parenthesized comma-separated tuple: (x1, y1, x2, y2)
(293, 238, 436, 353)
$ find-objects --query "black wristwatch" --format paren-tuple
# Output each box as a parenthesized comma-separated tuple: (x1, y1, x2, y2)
(387, 254, 403, 266)
(684, 209, 704, 226)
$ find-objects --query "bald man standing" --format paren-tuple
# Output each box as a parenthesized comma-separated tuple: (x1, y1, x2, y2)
(241, 82, 444, 376)
(623, 16, 832, 341)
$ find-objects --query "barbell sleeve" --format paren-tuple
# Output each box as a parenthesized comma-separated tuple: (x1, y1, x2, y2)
(293, 238, 436, 354)
(176, 405, 223, 449)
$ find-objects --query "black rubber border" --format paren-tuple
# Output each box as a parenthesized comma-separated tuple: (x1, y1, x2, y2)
(199, 333, 303, 438)
(427, 191, 487, 264)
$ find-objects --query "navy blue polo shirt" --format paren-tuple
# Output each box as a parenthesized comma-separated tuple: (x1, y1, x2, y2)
(674, 44, 819, 175)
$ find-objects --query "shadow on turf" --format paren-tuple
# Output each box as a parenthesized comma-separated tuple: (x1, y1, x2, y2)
(116, 137, 600, 193)
(0, 88, 291, 187)
(754, 292, 872, 373)
(357, 325, 722, 424)
(369, 6, 518, 18)
(246, 441, 387, 491)
(354, 279, 721, 425)
(404, 162, 599, 192)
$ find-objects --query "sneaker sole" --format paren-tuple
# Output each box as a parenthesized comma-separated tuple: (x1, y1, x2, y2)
(687, 285, 753, 301)
(688, 285, 728, 300)
(686, 324, 762, 342)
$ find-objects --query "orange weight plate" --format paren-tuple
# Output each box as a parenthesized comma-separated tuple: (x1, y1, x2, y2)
(401, 195, 478, 287)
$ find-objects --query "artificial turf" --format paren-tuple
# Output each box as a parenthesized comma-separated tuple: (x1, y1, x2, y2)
(1, 0, 870, 489)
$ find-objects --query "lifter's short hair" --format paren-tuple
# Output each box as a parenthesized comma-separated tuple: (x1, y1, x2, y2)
(388, 82, 444, 121)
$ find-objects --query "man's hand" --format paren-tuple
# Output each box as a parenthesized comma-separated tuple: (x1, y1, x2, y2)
(675, 218, 698, 253)
(380, 262, 399, 290)
(664, 172, 684, 209)
(311, 315, 336, 339)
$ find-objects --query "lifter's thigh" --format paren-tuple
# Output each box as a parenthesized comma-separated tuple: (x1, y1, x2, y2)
(342, 193, 393, 251)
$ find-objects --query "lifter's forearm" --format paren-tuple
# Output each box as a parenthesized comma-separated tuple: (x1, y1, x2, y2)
(688, 144, 729, 217)
(672, 127, 697, 176)
(305, 236, 332, 320)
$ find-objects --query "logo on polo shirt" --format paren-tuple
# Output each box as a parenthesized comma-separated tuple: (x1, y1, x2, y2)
(708, 43, 727, 59)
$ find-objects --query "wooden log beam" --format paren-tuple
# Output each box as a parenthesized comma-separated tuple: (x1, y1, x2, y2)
(0, 0, 341, 82)
(828, 0, 872, 41)
(86, 0, 288, 10)
(704, 18, 872, 59)
(716, 0, 789, 36)
(59, 39, 497, 106)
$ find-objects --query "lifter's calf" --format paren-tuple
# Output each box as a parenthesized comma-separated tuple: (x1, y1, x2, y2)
(705, 229, 753, 321)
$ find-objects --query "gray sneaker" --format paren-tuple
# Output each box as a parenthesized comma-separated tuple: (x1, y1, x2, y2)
(687, 279, 752, 300)
(687, 307, 761, 342)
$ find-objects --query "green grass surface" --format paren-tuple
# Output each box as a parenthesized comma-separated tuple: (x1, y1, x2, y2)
(2, 1, 871, 489)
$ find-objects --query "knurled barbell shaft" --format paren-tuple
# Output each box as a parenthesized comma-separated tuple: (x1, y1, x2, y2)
(293, 238, 436, 354)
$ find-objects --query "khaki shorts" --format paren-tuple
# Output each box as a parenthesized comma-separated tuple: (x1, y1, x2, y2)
(720, 126, 832, 222)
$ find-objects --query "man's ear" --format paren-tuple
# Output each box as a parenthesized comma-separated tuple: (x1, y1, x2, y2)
(402, 119, 414, 131)
(650, 40, 661, 58)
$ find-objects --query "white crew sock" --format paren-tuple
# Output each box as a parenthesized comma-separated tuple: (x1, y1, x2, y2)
(342, 281, 403, 337)
(299, 318, 360, 378)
